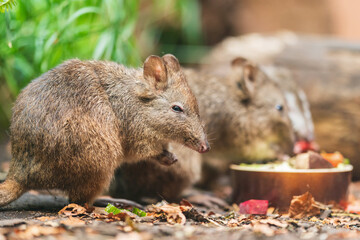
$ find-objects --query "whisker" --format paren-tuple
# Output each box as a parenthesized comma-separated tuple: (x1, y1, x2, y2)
(206, 136, 217, 144)
(205, 130, 217, 140)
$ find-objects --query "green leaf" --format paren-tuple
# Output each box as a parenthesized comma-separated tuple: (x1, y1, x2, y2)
(93, 31, 111, 60)
(44, 32, 58, 52)
(3, 67, 19, 97)
(0, 0, 17, 13)
(120, 19, 136, 40)
(62, 6, 100, 31)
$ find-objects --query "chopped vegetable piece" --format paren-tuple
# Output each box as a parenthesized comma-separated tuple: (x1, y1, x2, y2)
(105, 203, 122, 215)
(344, 158, 350, 165)
(105, 203, 146, 217)
(294, 151, 333, 169)
(132, 207, 146, 217)
(239, 199, 268, 215)
(321, 152, 344, 167)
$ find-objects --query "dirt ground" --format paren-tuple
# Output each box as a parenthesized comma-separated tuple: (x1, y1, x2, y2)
(1, 140, 360, 240)
(1, 187, 360, 240)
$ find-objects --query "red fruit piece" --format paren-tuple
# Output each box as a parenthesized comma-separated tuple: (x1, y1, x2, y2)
(239, 199, 268, 215)
(293, 141, 309, 154)
(293, 140, 318, 154)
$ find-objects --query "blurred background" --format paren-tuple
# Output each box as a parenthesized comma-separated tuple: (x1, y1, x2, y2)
(0, 0, 359, 177)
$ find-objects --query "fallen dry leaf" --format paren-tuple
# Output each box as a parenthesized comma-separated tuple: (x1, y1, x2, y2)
(327, 231, 360, 240)
(153, 204, 186, 225)
(149, 201, 211, 225)
(88, 208, 136, 222)
(58, 203, 87, 216)
(252, 223, 275, 237)
(115, 231, 153, 240)
(259, 219, 288, 228)
(43, 221, 60, 228)
(179, 199, 193, 207)
(36, 216, 57, 221)
(90, 212, 109, 220)
(266, 207, 275, 215)
(60, 216, 86, 226)
(227, 219, 239, 227)
(0, 219, 26, 227)
(162, 205, 186, 225)
(88, 207, 110, 220)
(182, 208, 209, 223)
(10, 225, 65, 239)
(289, 192, 321, 219)
(105, 213, 129, 222)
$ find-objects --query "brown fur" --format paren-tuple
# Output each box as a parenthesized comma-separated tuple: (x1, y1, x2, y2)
(110, 58, 295, 200)
(0, 54, 208, 206)
(188, 60, 294, 162)
(110, 143, 201, 201)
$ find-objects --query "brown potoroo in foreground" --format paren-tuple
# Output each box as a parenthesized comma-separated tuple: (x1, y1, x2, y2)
(0, 54, 209, 207)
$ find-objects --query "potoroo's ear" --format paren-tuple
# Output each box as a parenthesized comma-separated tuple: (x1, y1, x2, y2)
(143, 55, 168, 91)
(231, 57, 248, 67)
(231, 57, 257, 100)
(162, 54, 181, 73)
(242, 63, 257, 97)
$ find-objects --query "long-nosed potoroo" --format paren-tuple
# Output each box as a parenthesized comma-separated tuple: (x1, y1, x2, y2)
(0, 54, 210, 207)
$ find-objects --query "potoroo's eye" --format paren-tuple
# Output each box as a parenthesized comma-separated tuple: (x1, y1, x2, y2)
(171, 105, 184, 113)
(275, 104, 284, 112)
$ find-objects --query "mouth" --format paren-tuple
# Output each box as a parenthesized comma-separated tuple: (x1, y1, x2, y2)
(268, 137, 295, 156)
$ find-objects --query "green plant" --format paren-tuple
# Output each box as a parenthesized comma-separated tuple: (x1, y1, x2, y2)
(0, 0, 142, 136)
(0, 0, 16, 13)
(0, 0, 204, 138)
(137, 0, 207, 63)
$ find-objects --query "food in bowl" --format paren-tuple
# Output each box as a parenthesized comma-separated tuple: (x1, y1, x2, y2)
(238, 151, 351, 170)
(231, 151, 352, 212)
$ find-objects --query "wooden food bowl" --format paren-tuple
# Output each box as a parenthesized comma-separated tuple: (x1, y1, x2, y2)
(231, 164, 353, 212)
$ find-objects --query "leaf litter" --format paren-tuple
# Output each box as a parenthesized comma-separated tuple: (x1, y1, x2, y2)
(3, 190, 360, 239)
